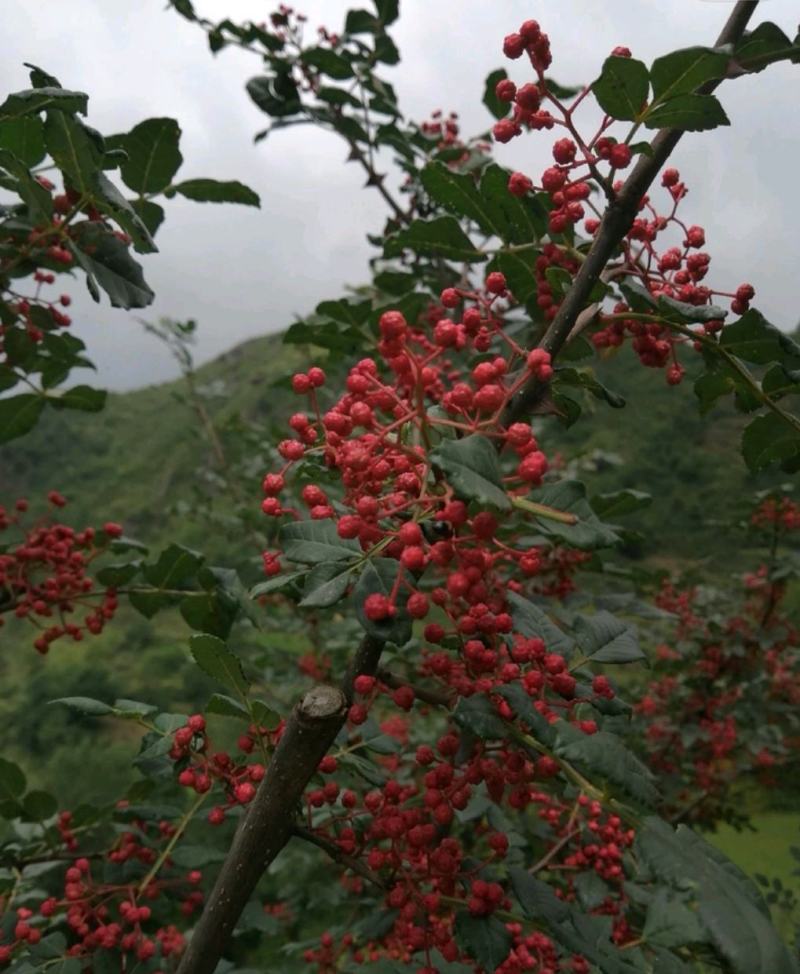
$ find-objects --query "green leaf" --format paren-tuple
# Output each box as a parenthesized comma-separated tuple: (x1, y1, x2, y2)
(528, 480, 621, 550)
(507, 591, 575, 656)
(0, 147, 53, 221)
(70, 221, 155, 309)
(488, 248, 538, 302)
(92, 172, 157, 253)
(0, 87, 88, 118)
(144, 543, 203, 588)
(250, 569, 308, 597)
(431, 434, 510, 511)
(483, 68, 510, 119)
(23, 790, 58, 821)
(644, 93, 729, 131)
(762, 363, 800, 399)
(43, 112, 102, 194)
(189, 633, 249, 695)
(574, 611, 645, 664)
(719, 309, 800, 365)
(554, 367, 625, 409)
(301, 47, 354, 80)
(300, 561, 355, 607)
(555, 723, 659, 806)
(650, 46, 730, 102)
(735, 22, 794, 72)
(0, 758, 26, 802)
(421, 162, 502, 238)
(179, 590, 238, 639)
(454, 914, 512, 972)
(657, 294, 727, 324)
(206, 693, 250, 720)
(279, 520, 361, 564)
(353, 558, 412, 645)
(50, 697, 114, 716)
(479, 164, 548, 244)
(590, 489, 652, 519)
(119, 117, 183, 194)
(636, 818, 798, 974)
(172, 178, 260, 207)
(384, 216, 485, 263)
(741, 413, 800, 472)
(643, 889, 705, 948)
(26, 63, 62, 88)
(246, 72, 302, 118)
(593, 56, 649, 121)
(496, 683, 558, 746)
(53, 385, 107, 412)
(0, 116, 46, 167)
(131, 199, 165, 236)
(694, 370, 735, 414)
(0, 393, 45, 443)
(453, 694, 508, 741)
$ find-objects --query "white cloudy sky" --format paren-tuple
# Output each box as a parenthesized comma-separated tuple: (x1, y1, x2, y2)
(2, 0, 798, 389)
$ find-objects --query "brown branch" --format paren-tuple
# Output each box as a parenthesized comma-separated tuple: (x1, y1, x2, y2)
(377, 666, 454, 708)
(503, 0, 760, 427)
(291, 824, 385, 890)
(175, 636, 384, 974)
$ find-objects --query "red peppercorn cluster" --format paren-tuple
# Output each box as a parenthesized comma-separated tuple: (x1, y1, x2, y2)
(491, 22, 758, 387)
(0, 495, 121, 653)
(170, 713, 279, 825)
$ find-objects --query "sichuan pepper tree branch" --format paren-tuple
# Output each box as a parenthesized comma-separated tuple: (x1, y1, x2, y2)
(174, 636, 384, 974)
(504, 0, 760, 426)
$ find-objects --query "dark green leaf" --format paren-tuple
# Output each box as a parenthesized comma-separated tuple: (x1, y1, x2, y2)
(50, 697, 114, 716)
(0, 87, 88, 118)
(507, 591, 574, 655)
(279, 520, 361, 564)
(53, 385, 107, 412)
(43, 112, 102, 194)
(246, 72, 302, 118)
(650, 47, 730, 101)
(0, 393, 45, 443)
(593, 56, 649, 121)
(483, 68, 510, 120)
(479, 164, 548, 244)
(454, 914, 512, 972)
(119, 117, 182, 194)
(70, 221, 155, 309)
(0, 758, 26, 802)
(643, 889, 705, 948)
(719, 309, 800, 365)
(528, 480, 621, 550)
(431, 434, 510, 511)
(384, 216, 485, 263)
(353, 558, 412, 645)
(0, 147, 53, 221)
(131, 199, 165, 236)
(555, 723, 659, 805)
(301, 47, 354, 80)
(189, 633, 249, 695)
(23, 790, 58, 821)
(574, 611, 645, 664)
(644, 93, 729, 131)
(300, 561, 354, 608)
(206, 693, 250, 720)
(144, 543, 203, 588)
(453, 694, 508, 741)
(741, 413, 800, 472)
(172, 178, 260, 207)
(590, 489, 652, 519)
(0, 116, 46, 166)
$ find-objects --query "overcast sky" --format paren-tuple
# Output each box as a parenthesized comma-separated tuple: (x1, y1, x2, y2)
(2, 1, 798, 390)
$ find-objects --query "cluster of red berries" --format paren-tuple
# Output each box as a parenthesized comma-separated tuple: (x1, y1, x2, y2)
(0, 494, 122, 653)
(170, 714, 280, 824)
(489, 21, 757, 386)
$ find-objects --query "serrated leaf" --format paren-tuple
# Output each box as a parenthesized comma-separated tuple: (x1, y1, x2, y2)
(593, 56, 649, 121)
(528, 480, 620, 550)
(279, 520, 361, 564)
(590, 489, 652, 519)
(574, 611, 645, 664)
(454, 914, 512, 972)
(650, 46, 730, 102)
(300, 561, 354, 607)
(453, 694, 508, 741)
(644, 889, 705, 948)
(384, 216, 485, 263)
(189, 633, 249, 695)
(507, 591, 574, 655)
(206, 693, 250, 720)
(43, 112, 101, 194)
(719, 309, 800, 365)
(644, 93, 729, 131)
(431, 434, 510, 511)
(556, 723, 659, 806)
